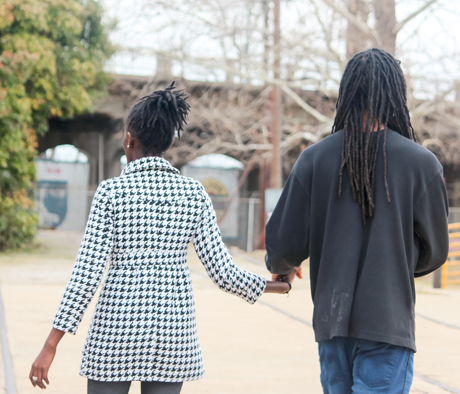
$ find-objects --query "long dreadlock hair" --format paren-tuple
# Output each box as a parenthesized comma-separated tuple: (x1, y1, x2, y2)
(127, 82, 190, 155)
(332, 48, 416, 223)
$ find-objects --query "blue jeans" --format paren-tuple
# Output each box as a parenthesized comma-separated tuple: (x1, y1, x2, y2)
(318, 336, 414, 394)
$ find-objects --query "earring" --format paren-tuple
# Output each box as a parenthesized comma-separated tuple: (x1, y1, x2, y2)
(126, 144, 131, 148)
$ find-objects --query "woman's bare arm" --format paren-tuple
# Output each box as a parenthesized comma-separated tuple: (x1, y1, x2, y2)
(29, 328, 65, 389)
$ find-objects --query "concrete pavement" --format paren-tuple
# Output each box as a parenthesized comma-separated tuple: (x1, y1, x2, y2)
(0, 230, 459, 394)
(0, 329, 4, 394)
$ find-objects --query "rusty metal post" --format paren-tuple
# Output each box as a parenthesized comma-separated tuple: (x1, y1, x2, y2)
(256, 158, 270, 249)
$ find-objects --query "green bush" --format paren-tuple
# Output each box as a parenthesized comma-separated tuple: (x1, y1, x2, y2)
(0, 0, 114, 250)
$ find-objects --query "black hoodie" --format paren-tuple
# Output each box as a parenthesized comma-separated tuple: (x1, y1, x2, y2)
(265, 129, 449, 351)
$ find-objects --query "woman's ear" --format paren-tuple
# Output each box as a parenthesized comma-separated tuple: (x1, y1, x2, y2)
(127, 131, 134, 148)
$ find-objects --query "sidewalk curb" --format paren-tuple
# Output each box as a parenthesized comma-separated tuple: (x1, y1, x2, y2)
(0, 287, 16, 394)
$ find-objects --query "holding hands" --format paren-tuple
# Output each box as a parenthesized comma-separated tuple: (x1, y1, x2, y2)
(272, 265, 303, 283)
(264, 265, 303, 294)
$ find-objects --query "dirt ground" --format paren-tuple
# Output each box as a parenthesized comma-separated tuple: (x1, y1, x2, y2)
(0, 230, 459, 394)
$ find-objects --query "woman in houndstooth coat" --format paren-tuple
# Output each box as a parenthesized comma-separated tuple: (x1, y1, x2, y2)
(29, 83, 299, 394)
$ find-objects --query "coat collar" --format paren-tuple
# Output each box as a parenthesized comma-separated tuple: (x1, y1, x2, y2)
(121, 156, 180, 176)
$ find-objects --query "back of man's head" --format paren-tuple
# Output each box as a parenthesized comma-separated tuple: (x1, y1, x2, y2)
(332, 48, 416, 223)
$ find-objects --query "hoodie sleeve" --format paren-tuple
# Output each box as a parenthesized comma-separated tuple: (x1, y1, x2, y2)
(265, 172, 310, 275)
(413, 170, 449, 277)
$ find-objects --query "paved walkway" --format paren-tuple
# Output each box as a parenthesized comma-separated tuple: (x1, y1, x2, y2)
(0, 332, 4, 394)
(0, 231, 459, 393)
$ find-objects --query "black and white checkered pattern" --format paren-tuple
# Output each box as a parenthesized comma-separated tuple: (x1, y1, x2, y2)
(52, 156, 267, 382)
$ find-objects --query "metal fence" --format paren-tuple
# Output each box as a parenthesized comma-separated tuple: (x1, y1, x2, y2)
(449, 207, 460, 223)
(209, 196, 261, 253)
(37, 186, 261, 252)
(39, 184, 460, 255)
(106, 50, 157, 77)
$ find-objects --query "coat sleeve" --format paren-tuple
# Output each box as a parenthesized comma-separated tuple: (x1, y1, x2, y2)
(413, 171, 449, 277)
(192, 190, 266, 304)
(265, 172, 310, 275)
(52, 180, 114, 334)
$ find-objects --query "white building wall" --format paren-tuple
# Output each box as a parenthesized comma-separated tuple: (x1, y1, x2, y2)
(36, 159, 90, 232)
(182, 165, 241, 239)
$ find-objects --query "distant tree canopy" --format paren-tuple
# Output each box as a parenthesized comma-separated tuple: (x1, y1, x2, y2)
(0, 0, 114, 250)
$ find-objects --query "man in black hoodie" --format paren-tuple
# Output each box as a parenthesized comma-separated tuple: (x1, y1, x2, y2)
(265, 49, 449, 393)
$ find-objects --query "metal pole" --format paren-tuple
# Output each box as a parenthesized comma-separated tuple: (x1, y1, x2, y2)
(433, 267, 442, 288)
(256, 159, 267, 249)
(271, 0, 282, 189)
(0, 288, 16, 394)
(247, 198, 256, 253)
(98, 132, 104, 183)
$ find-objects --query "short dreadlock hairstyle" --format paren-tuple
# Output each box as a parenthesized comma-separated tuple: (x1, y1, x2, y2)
(332, 48, 416, 223)
(127, 82, 190, 155)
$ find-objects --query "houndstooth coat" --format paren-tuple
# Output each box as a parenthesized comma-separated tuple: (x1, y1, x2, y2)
(52, 156, 267, 382)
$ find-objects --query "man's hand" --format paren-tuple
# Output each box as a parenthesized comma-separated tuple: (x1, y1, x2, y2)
(272, 265, 303, 283)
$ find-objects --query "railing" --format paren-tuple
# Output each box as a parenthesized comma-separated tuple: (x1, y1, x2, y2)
(36, 185, 261, 253)
(441, 222, 460, 288)
(209, 196, 260, 253)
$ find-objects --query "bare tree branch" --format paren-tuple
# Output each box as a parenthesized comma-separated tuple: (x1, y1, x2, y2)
(393, 0, 439, 34)
(220, 143, 272, 151)
(281, 85, 333, 125)
(122, 46, 336, 125)
(320, 0, 382, 46)
(114, 0, 460, 170)
(311, 0, 346, 71)
(433, 112, 460, 130)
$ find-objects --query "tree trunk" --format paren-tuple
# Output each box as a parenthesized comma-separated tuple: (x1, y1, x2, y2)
(374, 0, 397, 56)
(346, 0, 370, 59)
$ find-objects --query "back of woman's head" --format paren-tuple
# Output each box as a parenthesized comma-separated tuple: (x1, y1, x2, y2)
(127, 82, 190, 155)
(332, 48, 416, 222)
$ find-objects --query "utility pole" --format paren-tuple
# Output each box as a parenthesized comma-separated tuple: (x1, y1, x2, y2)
(257, 0, 281, 249)
(270, 0, 282, 189)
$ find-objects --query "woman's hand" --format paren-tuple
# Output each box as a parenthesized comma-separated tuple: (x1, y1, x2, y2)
(264, 266, 302, 294)
(29, 328, 65, 389)
(29, 345, 55, 389)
